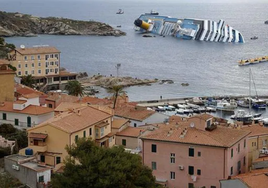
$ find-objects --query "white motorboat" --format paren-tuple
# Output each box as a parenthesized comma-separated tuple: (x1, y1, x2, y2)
(230, 110, 253, 123)
(216, 99, 237, 112)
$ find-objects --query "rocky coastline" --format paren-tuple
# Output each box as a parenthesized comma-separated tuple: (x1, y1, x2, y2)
(0, 11, 126, 37)
(78, 74, 158, 88)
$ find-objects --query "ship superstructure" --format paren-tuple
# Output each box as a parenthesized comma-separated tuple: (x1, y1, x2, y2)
(134, 13, 245, 43)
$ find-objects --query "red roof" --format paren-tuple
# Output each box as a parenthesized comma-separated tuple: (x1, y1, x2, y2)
(29, 133, 48, 139)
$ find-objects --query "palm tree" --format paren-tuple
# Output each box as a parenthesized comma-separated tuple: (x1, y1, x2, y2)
(21, 75, 36, 88)
(65, 80, 84, 97)
(106, 85, 125, 109)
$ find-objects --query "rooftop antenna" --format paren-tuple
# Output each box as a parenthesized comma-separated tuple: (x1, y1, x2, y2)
(115, 63, 121, 77)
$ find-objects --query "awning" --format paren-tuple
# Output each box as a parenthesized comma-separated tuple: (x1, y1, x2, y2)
(29, 133, 48, 140)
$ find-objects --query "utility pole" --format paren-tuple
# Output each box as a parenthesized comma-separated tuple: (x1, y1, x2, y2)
(115, 63, 121, 77)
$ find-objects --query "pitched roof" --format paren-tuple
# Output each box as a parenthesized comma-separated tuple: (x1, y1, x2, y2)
(46, 92, 79, 102)
(0, 101, 54, 115)
(142, 122, 251, 148)
(115, 105, 156, 121)
(112, 118, 129, 129)
(29, 133, 48, 139)
(232, 169, 268, 188)
(54, 102, 87, 112)
(241, 124, 268, 137)
(15, 47, 60, 55)
(189, 113, 214, 121)
(81, 96, 112, 105)
(32, 106, 112, 133)
(0, 59, 9, 64)
(116, 126, 145, 138)
(15, 84, 47, 97)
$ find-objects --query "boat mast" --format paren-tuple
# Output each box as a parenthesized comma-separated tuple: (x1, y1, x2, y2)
(249, 68, 251, 115)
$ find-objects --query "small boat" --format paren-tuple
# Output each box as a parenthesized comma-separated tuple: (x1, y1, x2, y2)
(216, 99, 237, 112)
(145, 10, 159, 15)
(237, 98, 250, 108)
(116, 9, 124, 14)
(250, 36, 258, 40)
(181, 83, 189, 86)
(251, 98, 267, 109)
(116, 25, 121, 28)
(238, 56, 268, 66)
(230, 110, 253, 124)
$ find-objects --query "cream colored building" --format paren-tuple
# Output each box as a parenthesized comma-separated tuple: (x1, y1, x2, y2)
(9, 46, 60, 77)
(0, 60, 15, 102)
(19, 106, 115, 171)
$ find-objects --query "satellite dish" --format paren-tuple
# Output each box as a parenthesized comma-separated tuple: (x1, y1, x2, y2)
(20, 45, 25, 49)
(190, 122, 195, 128)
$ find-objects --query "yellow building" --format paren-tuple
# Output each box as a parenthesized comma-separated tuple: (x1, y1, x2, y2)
(9, 46, 60, 77)
(19, 106, 115, 171)
(241, 124, 268, 169)
(0, 59, 15, 102)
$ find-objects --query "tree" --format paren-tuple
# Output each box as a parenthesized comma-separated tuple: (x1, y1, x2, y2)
(0, 37, 15, 59)
(65, 80, 84, 97)
(52, 139, 159, 188)
(106, 85, 125, 109)
(21, 75, 36, 88)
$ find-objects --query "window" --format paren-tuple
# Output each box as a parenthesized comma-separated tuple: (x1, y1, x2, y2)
(198, 151, 201, 157)
(244, 139, 246, 148)
(231, 166, 233, 175)
(25, 71, 28, 75)
(122, 139, 126, 146)
(39, 175, 44, 182)
(170, 171, 175, 180)
(38, 62, 41, 66)
(83, 131, 86, 138)
(188, 166, 194, 175)
(2, 113, 7, 120)
(75, 135, 78, 142)
(95, 129, 99, 137)
(237, 161, 241, 172)
(45, 55, 49, 60)
(15, 119, 19, 126)
(238, 143, 240, 153)
(50, 62, 54, 65)
(189, 148, 194, 157)
(231, 148, 233, 158)
(170, 153, 175, 163)
(134, 123, 137, 127)
(50, 69, 54, 72)
(197, 169, 201, 175)
(48, 104, 53, 108)
(206, 120, 211, 127)
(55, 54, 58, 59)
(56, 156, 61, 164)
(109, 137, 113, 143)
(46, 62, 49, 67)
(263, 139, 267, 146)
(38, 70, 41, 74)
(100, 127, 104, 136)
(188, 183, 194, 188)
(31, 55, 34, 60)
(152, 144, 157, 153)
(243, 156, 246, 166)
(55, 61, 59, 66)
(18, 71, 21, 76)
(18, 64, 21, 68)
(211, 186, 216, 188)
(89, 128, 92, 136)
(32, 63, 34, 67)
(31, 70, 34, 75)
(25, 64, 28, 67)
(55, 68, 58, 74)
(46, 69, 49, 74)
(24, 56, 27, 61)
(152, 161, 157, 170)
(50, 54, 54, 58)
(38, 55, 41, 60)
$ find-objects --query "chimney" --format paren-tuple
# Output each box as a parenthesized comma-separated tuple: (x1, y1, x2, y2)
(77, 109, 81, 116)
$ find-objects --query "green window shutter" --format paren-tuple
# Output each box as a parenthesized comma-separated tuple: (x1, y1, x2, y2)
(15, 119, 19, 126)
(75, 135, 78, 142)
(3, 113, 6, 120)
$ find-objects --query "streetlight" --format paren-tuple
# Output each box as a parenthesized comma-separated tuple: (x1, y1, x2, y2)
(115, 63, 121, 77)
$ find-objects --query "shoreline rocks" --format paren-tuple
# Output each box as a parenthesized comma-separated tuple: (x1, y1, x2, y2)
(0, 11, 126, 37)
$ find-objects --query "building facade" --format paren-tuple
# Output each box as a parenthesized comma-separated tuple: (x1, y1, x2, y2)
(141, 115, 250, 188)
(0, 60, 15, 102)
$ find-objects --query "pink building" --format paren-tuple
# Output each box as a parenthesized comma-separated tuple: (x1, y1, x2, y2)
(141, 114, 251, 188)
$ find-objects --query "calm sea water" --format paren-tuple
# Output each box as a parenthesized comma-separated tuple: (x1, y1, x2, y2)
(2, 0, 268, 102)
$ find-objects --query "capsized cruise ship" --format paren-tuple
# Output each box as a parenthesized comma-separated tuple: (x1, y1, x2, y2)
(134, 13, 245, 43)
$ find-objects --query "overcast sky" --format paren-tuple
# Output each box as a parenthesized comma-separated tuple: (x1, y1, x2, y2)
(1, 0, 268, 2)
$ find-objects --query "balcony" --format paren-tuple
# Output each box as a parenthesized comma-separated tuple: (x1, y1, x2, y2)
(29, 144, 47, 153)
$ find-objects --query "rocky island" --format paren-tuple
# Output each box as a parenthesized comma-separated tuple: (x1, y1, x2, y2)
(0, 11, 126, 37)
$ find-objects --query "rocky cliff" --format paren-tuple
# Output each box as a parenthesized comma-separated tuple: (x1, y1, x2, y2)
(0, 11, 126, 37)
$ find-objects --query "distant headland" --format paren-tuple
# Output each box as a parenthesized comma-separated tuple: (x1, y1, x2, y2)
(0, 11, 126, 37)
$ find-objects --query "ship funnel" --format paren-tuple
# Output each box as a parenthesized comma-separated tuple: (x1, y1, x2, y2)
(134, 19, 151, 30)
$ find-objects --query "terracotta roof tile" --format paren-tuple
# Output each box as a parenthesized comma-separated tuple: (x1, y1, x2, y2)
(241, 124, 268, 137)
(14, 100, 27, 104)
(112, 118, 129, 129)
(35, 106, 112, 133)
(115, 105, 156, 121)
(142, 121, 250, 148)
(233, 169, 268, 188)
(15, 47, 60, 55)
(116, 127, 145, 138)
(29, 133, 48, 139)
(81, 96, 112, 105)
(0, 59, 9, 64)
(54, 102, 87, 112)
(0, 101, 54, 115)
(15, 84, 47, 97)
(46, 93, 79, 102)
